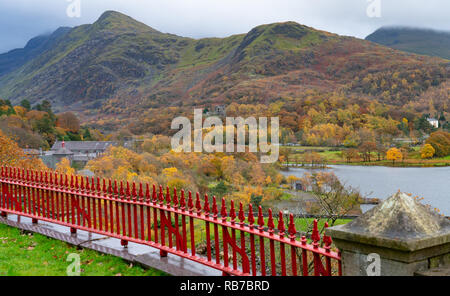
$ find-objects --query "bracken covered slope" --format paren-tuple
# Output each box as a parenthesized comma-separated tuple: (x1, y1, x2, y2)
(0, 11, 448, 133)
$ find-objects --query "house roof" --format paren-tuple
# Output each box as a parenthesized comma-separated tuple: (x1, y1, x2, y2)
(51, 141, 117, 151)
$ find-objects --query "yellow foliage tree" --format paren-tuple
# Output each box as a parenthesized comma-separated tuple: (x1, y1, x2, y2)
(386, 147, 403, 165)
(55, 158, 75, 175)
(0, 130, 46, 170)
(420, 144, 435, 159)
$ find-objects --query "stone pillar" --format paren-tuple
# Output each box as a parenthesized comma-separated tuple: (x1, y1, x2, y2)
(326, 192, 450, 276)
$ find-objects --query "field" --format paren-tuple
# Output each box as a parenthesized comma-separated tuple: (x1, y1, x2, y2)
(282, 145, 450, 167)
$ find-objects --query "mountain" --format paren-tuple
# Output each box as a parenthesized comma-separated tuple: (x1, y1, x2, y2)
(0, 11, 448, 134)
(0, 27, 71, 76)
(366, 27, 450, 60)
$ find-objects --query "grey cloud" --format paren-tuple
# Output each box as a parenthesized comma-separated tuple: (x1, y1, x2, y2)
(0, 0, 449, 53)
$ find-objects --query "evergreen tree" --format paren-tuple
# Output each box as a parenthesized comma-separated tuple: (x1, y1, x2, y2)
(20, 99, 31, 110)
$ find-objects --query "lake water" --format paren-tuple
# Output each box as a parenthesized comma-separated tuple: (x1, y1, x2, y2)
(281, 165, 450, 215)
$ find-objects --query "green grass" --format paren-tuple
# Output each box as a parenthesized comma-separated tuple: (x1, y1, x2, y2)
(0, 223, 167, 276)
(283, 145, 450, 167)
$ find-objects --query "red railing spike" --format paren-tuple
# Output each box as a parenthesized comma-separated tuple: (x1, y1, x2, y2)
(166, 186, 171, 206)
(108, 179, 113, 194)
(311, 219, 320, 244)
(145, 184, 151, 202)
(85, 176, 90, 191)
(114, 180, 118, 196)
(132, 182, 137, 200)
(173, 188, 179, 207)
(229, 200, 236, 222)
(159, 185, 164, 204)
(126, 182, 131, 198)
(152, 184, 157, 202)
(278, 211, 286, 236)
(203, 194, 210, 214)
(195, 192, 202, 214)
(188, 191, 194, 212)
(139, 183, 144, 201)
(248, 204, 255, 226)
(267, 209, 275, 233)
(212, 196, 218, 218)
(80, 176, 84, 190)
(49, 171, 53, 185)
(323, 222, 332, 250)
(119, 181, 125, 196)
(102, 179, 107, 193)
(288, 214, 297, 240)
(258, 206, 265, 230)
(180, 190, 186, 210)
(238, 202, 245, 224)
(220, 197, 227, 219)
(70, 175, 74, 188)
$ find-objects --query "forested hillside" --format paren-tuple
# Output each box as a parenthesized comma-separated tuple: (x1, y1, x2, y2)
(0, 11, 448, 145)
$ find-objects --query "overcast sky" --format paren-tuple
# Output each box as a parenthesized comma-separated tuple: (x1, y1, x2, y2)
(0, 0, 449, 53)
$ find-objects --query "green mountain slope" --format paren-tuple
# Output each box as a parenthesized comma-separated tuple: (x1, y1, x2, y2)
(0, 11, 448, 133)
(0, 27, 71, 76)
(366, 27, 450, 60)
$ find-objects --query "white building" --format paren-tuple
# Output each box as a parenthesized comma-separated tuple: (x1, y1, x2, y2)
(427, 118, 439, 128)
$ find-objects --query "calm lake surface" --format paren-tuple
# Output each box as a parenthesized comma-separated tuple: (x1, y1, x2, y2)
(281, 165, 450, 215)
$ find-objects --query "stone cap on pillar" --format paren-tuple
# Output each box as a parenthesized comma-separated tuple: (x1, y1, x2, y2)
(326, 192, 450, 252)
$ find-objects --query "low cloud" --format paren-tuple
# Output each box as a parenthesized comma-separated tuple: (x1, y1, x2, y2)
(0, 0, 449, 53)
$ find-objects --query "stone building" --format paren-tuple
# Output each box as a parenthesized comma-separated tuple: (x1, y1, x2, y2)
(41, 141, 116, 169)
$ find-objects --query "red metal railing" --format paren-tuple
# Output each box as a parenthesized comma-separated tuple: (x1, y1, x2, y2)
(0, 166, 341, 276)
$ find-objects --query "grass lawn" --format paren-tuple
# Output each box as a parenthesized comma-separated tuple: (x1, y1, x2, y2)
(0, 223, 167, 276)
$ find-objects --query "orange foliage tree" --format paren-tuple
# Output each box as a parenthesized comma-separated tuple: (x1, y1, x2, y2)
(0, 130, 46, 170)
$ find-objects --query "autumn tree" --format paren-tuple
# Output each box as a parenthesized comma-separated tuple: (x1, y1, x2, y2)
(300, 172, 361, 223)
(425, 131, 450, 157)
(55, 157, 75, 175)
(341, 148, 359, 163)
(386, 147, 403, 165)
(358, 141, 377, 162)
(420, 144, 435, 159)
(57, 112, 80, 133)
(279, 147, 291, 166)
(0, 130, 46, 170)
